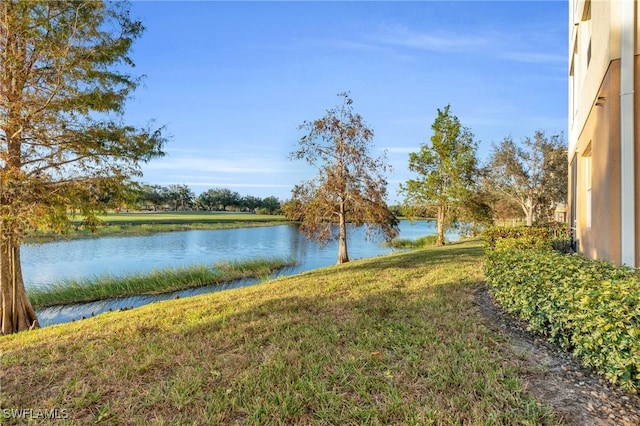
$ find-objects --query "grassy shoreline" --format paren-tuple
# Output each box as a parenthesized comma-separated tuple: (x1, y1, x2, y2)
(29, 257, 296, 308)
(1, 241, 561, 424)
(386, 235, 439, 248)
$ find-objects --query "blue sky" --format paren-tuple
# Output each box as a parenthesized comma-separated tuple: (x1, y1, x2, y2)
(125, 1, 568, 204)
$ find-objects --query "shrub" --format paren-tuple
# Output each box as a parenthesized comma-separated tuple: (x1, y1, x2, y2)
(483, 223, 572, 254)
(483, 226, 552, 252)
(484, 248, 640, 391)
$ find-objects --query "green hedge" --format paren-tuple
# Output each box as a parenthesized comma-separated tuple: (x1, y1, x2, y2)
(484, 226, 552, 252)
(484, 246, 640, 391)
(483, 223, 572, 253)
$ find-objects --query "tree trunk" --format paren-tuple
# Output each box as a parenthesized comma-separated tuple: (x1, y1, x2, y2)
(522, 195, 536, 226)
(525, 210, 534, 226)
(523, 198, 534, 226)
(0, 239, 39, 334)
(436, 205, 446, 246)
(337, 201, 349, 264)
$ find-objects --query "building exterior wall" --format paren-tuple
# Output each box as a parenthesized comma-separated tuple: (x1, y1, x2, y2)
(634, 53, 640, 266)
(568, 0, 640, 266)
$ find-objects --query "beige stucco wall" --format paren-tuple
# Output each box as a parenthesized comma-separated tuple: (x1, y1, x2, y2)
(570, 56, 640, 266)
(568, 0, 640, 266)
(569, 0, 614, 154)
(572, 60, 620, 264)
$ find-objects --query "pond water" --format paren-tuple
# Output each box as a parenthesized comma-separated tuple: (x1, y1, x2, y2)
(22, 220, 456, 326)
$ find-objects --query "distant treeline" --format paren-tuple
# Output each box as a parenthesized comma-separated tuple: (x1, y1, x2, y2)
(136, 184, 282, 214)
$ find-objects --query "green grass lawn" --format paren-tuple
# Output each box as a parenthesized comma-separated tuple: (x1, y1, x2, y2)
(0, 241, 560, 425)
(96, 211, 287, 225)
(29, 211, 290, 241)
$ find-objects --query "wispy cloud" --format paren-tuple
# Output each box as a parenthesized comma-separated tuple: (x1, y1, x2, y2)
(286, 24, 488, 59)
(373, 25, 487, 52)
(369, 25, 566, 66)
(286, 37, 415, 62)
(145, 156, 285, 174)
(502, 52, 566, 64)
(287, 23, 564, 68)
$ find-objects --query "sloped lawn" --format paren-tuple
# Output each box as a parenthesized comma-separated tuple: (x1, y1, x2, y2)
(0, 241, 559, 425)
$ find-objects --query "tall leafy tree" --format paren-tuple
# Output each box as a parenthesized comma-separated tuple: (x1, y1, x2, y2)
(287, 92, 398, 264)
(486, 131, 567, 226)
(197, 188, 240, 211)
(240, 195, 262, 212)
(400, 105, 478, 246)
(166, 184, 194, 211)
(0, 1, 166, 333)
(222, 189, 241, 211)
(196, 188, 220, 211)
(260, 196, 281, 214)
(136, 184, 168, 211)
